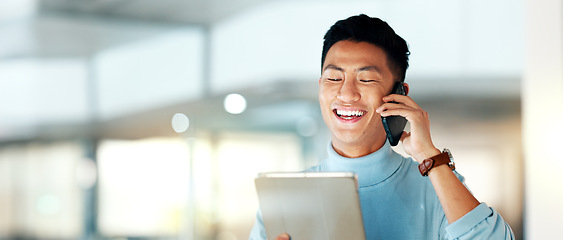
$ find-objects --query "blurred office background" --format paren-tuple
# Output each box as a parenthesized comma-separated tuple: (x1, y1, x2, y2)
(0, 0, 562, 239)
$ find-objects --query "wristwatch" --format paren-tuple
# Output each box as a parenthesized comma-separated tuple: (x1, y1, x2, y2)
(418, 149, 455, 177)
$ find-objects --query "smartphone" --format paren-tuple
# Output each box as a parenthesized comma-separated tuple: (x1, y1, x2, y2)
(381, 82, 407, 146)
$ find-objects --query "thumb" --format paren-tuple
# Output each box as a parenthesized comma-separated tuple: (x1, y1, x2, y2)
(400, 131, 410, 142)
(275, 233, 291, 240)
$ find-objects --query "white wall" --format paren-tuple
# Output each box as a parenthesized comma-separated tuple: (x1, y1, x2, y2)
(0, 59, 89, 136)
(0, 19, 205, 138)
(523, 0, 563, 238)
(95, 29, 205, 120)
(210, 0, 523, 95)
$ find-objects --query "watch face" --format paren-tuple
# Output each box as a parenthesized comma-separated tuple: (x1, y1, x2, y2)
(443, 148, 453, 161)
(443, 148, 455, 169)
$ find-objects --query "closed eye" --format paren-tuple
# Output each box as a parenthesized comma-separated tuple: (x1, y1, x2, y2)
(328, 78, 342, 81)
(360, 79, 378, 83)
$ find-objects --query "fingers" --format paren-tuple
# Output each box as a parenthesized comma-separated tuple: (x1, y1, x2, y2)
(400, 131, 410, 142)
(376, 105, 409, 117)
(376, 94, 424, 119)
(382, 94, 419, 108)
(274, 233, 291, 240)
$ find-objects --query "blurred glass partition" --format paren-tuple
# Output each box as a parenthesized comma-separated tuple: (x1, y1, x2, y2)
(97, 138, 191, 237)
(96, 132, 303, 240)
(0, 141, 84, 239)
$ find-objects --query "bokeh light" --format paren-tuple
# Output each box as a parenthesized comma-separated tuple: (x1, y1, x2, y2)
(224, 93, 247, 114)
(171, 113, 190, 133)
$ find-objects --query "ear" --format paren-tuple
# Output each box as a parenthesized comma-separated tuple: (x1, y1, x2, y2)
(402, 82, 410, 95)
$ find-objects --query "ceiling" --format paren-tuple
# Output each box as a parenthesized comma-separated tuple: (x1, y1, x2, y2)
(2, 0, 274, 59)
(38, 0, 269, 25)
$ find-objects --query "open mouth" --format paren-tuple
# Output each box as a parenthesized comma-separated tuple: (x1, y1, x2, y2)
(334, 109, 366, 120)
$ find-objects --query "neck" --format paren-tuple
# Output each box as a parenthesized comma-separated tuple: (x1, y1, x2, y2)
(332, 135, 387, 158)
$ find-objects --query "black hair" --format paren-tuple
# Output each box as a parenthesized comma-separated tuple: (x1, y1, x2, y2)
(321, 14, 410, 82)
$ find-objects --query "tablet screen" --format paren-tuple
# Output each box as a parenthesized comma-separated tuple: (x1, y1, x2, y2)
(255, 172, 366, 240)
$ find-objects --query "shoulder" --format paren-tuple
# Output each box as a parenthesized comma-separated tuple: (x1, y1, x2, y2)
(394, 155, 438, 195)
(399, 154, 424, 179)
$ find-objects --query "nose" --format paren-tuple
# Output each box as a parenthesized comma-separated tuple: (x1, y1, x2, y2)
(337, 79, 360, 103)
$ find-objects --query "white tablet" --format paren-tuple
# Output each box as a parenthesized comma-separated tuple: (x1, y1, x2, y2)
(255, 172, 366, 240)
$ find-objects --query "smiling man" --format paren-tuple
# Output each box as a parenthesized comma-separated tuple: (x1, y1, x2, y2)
(319, 40, 396, 158)
(250, 14, 514, 239)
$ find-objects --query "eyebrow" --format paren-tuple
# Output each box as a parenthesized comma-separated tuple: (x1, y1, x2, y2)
(357, 66, 381, 73)
(323, 64, 382, 73)
(323, 64, 344, 72)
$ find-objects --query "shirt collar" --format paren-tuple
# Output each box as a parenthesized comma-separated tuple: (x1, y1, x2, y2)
(321, 140, 404, 187)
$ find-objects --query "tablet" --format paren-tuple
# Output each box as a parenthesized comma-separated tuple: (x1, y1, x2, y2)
(255, 172, 366, 240)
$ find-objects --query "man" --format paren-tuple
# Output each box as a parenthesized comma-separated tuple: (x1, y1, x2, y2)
(250, 14, 514, 239)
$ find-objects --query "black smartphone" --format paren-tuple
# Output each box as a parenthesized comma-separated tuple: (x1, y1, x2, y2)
(381, 82, 407, 146)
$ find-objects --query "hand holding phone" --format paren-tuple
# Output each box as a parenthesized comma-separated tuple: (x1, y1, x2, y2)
(381, 82, 408, 146)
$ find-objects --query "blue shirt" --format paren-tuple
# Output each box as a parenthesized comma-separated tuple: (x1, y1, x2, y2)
(250, 141, 514, 239)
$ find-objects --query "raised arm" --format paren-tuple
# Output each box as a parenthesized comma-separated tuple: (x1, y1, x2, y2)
(376, 93, 479, 223)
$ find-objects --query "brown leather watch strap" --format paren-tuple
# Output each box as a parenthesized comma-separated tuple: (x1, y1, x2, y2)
(418, 151, 454, 176)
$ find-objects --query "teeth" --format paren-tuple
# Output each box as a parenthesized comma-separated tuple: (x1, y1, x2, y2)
(336, 109, 365, 117)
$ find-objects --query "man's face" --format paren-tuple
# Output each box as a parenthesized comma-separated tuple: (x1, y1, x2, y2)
(319, 40, 396, 157)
